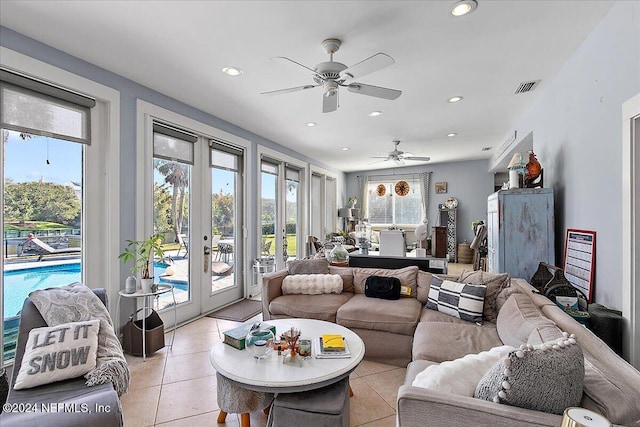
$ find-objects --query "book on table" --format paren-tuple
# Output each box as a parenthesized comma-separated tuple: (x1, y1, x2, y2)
(223, 321, 276, 350)
(314, 336, 351, 359)
(321, 334, 345, 351)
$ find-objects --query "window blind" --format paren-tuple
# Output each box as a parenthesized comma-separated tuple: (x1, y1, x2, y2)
(0, 68, 95, 144)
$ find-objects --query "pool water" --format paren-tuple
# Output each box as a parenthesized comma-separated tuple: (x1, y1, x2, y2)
(3, 263, 81, 318)
(3, 262, 181, 318)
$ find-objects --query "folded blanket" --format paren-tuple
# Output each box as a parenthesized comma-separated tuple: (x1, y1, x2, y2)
(29, 282, 130, 396)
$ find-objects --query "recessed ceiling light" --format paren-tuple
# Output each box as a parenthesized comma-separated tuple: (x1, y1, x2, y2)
(341, 147, 350, 151)
(305, 122, 317, 127)
(222, 67, 243, 76)
(447, 96, 464, 103)
(451, 0, 477, 16)
(368, 111, 383, 117)
(447, 133, 457, 137)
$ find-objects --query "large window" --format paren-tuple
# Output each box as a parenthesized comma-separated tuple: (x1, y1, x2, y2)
(366, 180, 422, 226)
(1, 68, 96, 362)
(310, 168, 337, 242)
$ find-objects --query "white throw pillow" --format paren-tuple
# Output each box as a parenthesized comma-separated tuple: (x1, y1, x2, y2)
(282, 274, 343, 295)
(14, 319, 100, 390)
(412, 345, 516, 397)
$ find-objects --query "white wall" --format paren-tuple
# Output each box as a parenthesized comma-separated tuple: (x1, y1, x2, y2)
(492, 1, 640, 310)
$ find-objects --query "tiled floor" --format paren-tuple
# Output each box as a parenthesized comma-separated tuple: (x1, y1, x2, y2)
(121, 314, 404, 427)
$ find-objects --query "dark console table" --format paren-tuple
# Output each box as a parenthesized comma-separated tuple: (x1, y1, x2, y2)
(348, 252, 448, 274)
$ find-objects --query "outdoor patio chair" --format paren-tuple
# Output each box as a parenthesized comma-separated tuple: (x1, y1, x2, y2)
(19, 237, 81, 261)
(261, 240, 272, 256)
(176, 234, 189, 257)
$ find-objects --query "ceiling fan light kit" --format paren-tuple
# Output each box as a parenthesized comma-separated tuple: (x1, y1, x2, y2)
(262, 38, 402, 113)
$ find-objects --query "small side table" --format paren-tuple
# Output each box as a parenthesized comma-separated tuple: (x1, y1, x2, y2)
(117, 284, 176, 360)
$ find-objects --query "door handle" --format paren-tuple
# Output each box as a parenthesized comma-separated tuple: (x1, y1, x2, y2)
(204, 245, 211, 272)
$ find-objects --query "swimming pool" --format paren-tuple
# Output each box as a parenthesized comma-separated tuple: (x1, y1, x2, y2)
(2, 261, 182, 318)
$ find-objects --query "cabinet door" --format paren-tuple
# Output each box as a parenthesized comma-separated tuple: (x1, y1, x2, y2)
(487, 209, 499, 272)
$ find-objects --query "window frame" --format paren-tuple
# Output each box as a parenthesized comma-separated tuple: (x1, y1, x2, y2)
(0, 47, 120, 367)
(365, 178, 424, 228)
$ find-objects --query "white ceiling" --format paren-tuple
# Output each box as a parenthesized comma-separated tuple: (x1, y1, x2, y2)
(0, 1, 613, 172)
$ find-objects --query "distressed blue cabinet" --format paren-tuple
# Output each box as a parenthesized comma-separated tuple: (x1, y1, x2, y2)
(487, 188, 555, 280)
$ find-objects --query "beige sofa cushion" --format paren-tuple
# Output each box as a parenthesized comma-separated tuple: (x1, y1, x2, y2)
(352, 266, 418, 296)
(268, 293, 353, 322)
(412, 321, 502, 363)
(329, 265, 354, 293)
(458, 270, 511, 322)
(336, 294, 421, 336)
(496, 293, 556, 348)
(287, 258, 329, 275)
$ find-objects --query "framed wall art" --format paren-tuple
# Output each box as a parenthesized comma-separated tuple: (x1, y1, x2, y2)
(563, 229, 596, 303)
(435, 182, 447, 194)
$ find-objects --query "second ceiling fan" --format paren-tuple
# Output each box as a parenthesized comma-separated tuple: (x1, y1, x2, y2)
(261, 38, 402, 113)
(371, 140, 431, 164)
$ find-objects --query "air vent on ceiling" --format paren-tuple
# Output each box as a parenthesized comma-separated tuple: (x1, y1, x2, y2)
(514, 80, 540, 94)
(481, 147, 493, 152)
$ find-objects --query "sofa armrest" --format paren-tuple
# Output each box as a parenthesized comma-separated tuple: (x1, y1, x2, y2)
(261, 269, 288, 320)
(397, 385, 561, 427)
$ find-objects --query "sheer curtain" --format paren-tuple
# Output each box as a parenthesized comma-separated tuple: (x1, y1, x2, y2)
(419, 172, 432, 226)
(357, 175, 367, 219)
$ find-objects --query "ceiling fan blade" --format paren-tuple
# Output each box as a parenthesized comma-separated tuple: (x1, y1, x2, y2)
(402, 156, 431, 162)
(339, 53, 395, 80)
(260, 85, 319, 96)
(370, 156, 390, 159)
(322, 91, 338, 113)
(272, 56, 322, 79)
(347, 83, 402, 100)
(368, 158, 390, 165)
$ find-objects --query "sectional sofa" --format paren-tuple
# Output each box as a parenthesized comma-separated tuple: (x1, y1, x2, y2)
(261, 260, 640, 426)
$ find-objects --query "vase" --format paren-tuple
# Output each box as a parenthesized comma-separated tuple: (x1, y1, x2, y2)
(329, 243, 349, 266)
(140, 278, 154, 294)
(245, 324, 275, 361)
(125, 276, 137, 294)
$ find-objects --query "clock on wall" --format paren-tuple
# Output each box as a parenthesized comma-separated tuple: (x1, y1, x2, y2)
(395, 180, 410, 196)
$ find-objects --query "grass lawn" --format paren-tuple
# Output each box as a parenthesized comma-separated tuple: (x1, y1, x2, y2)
(262, 234, 296, 255)
(4, 221, 75, 231)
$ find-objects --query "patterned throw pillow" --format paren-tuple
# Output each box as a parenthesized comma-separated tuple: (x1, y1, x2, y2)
(287, 258, 329, 275)
(14, 319, 100, 390)
(474, 332, 584, 415)
(458, 270, 511, 322)
(426, 279, 486, 323)
(282, 274, 343, 295)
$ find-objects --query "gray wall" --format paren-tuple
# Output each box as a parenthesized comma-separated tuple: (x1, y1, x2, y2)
(490, 1, 640, 310)
(345, 159, 495, 244)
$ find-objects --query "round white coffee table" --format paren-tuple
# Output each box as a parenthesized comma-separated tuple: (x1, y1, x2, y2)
(210, 318, 365, 393)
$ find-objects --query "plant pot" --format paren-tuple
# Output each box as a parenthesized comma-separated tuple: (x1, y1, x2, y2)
(140, 278, 154, 294)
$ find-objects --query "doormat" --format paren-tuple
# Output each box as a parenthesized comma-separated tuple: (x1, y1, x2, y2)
(207, 299, 262, 322)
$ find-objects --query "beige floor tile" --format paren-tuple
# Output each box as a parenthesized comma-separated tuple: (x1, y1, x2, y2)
(355, 414, 397, 427)
(361, 367, 406, 406)
(128, 357, 167, 389)
(163, 351, 216, 384)
(175, 316, 219, 336)
(355, 359, 399, 377)
(154, 410, 221, 426)
(121, 384, 161, 427)
(155, 375, 218, 424)
(349, 377, 396, 426)
(168, 331, 223, 356)
(125, 348, 168, 367)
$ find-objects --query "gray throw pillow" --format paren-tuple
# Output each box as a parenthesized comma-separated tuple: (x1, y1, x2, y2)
(287, 258, 329, 275)
(458, 270, 511, 323)
(474, 332, 584, 415)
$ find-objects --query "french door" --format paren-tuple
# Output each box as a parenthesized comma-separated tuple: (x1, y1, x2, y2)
(139, 101, 248, 326)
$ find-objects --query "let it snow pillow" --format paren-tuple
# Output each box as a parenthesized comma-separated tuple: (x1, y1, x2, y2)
(14, 319, 100, 390)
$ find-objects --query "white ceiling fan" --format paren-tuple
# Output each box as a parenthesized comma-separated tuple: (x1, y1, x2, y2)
(261, 38, 402, 113)
(371, 140, 431, 164)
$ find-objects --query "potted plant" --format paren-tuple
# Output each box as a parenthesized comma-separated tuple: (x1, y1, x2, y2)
(118, 233, 166, 293)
